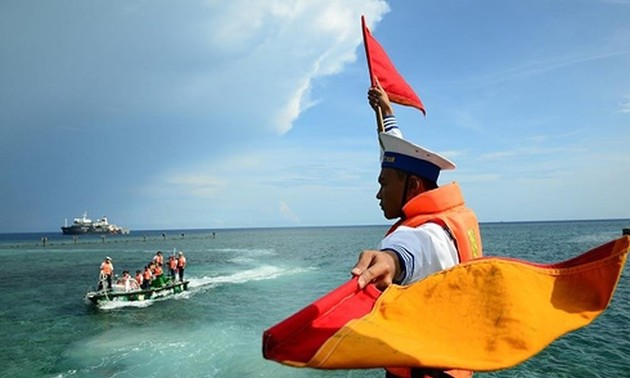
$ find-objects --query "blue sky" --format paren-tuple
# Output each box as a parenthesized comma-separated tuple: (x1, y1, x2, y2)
(1, 0, 629, 233)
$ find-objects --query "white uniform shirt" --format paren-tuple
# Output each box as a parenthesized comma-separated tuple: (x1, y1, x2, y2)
(379, 223, 459, 285)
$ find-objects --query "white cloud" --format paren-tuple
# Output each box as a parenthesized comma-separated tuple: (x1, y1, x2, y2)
(187, 0, 391, 135)
(0, 0, 390, 136)
(0, 1, 394, 231)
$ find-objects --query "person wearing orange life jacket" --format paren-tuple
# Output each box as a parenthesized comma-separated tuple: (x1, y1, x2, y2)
(151, 263, 164, 287)
(153, 263, 163, 278)
(168, 255, 178, 281)
(142, 265, 152, 290)
(152, 251, 164, 266)
(176, 251, 186, 281)
(351, 83, 482, 378)
(98, 256, 114, 291)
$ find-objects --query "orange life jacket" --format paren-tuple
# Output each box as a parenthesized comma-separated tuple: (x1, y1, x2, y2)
(177, 256, 186, 268)
(143, 270, 152, 280)
(385, 182, 482, 378)
(169, 258, 177, 270)
(135, 273, 143, 283)
(386, 182, 482, 262)
(100, 262, 113, 275)
(154, 265, 163, 276)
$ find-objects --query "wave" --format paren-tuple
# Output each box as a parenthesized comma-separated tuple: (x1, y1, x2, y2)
(189, 265, 312, 287)
(97, 298, 157, 310)
(208, 247, 276, 256)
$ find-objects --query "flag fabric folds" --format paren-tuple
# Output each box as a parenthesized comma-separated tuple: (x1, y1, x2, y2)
(262, 236, 629, 372)
(362, 15, 426, 115)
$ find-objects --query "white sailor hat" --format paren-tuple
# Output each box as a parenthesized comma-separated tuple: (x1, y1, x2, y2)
(379, 132, 455, 182)
(105, 256, 112, 261)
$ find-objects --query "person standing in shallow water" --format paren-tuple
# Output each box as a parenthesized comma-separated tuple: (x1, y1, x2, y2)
(351, 83, 483, 378)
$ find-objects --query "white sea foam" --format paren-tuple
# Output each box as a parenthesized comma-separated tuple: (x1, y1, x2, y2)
(209, 247, 276, 256)
(189, 265, 312, 287)
(98, 299, 155, 310)
(227, 256, 255, 264)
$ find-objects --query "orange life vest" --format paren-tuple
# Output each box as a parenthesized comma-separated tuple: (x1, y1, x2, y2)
(100, 261, 113, 275)
(169, 258, 177, 270)
(135, 273, 143, 284)
(385, 182, 482, 378)
(177, 256, 186, 268)
(154, 265, 163, 276)
(386, 182, 482, 262)
(143, 269, 152, 280)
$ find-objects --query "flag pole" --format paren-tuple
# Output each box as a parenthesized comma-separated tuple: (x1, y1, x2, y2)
(362, 16, 384, 133)
(375, 107, 384, 133)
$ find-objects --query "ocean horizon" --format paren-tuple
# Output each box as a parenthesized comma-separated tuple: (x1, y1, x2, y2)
(3, 217, 629, 242)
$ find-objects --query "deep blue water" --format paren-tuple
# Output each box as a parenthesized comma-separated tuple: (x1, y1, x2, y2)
(0, 220, 628, 378)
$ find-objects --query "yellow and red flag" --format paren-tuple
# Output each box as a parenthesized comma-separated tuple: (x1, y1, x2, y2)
(362, 15, 425, 115)
(263, 236, 629, 372)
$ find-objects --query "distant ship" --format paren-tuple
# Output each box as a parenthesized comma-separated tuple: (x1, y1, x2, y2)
(61, 212, 130, 235)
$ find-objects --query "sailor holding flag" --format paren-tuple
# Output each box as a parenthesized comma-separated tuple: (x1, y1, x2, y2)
(263, 15, 629, 378)
(351, 15, 482, 297)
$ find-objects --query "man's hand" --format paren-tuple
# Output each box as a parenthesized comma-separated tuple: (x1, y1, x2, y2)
(367, 77, 394, 116)
(351, 249, 400, 290)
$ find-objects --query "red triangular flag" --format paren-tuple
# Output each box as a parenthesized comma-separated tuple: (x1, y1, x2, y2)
(362, 16, 425, 115)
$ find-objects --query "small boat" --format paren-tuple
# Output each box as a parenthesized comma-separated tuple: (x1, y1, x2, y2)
(85, 275, 189, 304)
(62, 211, 130, 235)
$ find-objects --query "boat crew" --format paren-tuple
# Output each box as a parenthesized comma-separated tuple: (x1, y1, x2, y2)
(142, 265, 152, 289)
(98, 257, 114, 291)
(135, 270, 143, 289)
(168, 255, 177, 281)
(177, 251, 187, 281)
(152, 251, 164, 266)
(119, 270, 139, 292)
(153, 263, 164, 279)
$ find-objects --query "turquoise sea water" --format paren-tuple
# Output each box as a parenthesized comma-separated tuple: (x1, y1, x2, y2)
(1, 220, 629, 378)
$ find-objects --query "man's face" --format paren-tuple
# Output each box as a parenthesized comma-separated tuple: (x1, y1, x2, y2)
(376, 168, 406, 219)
